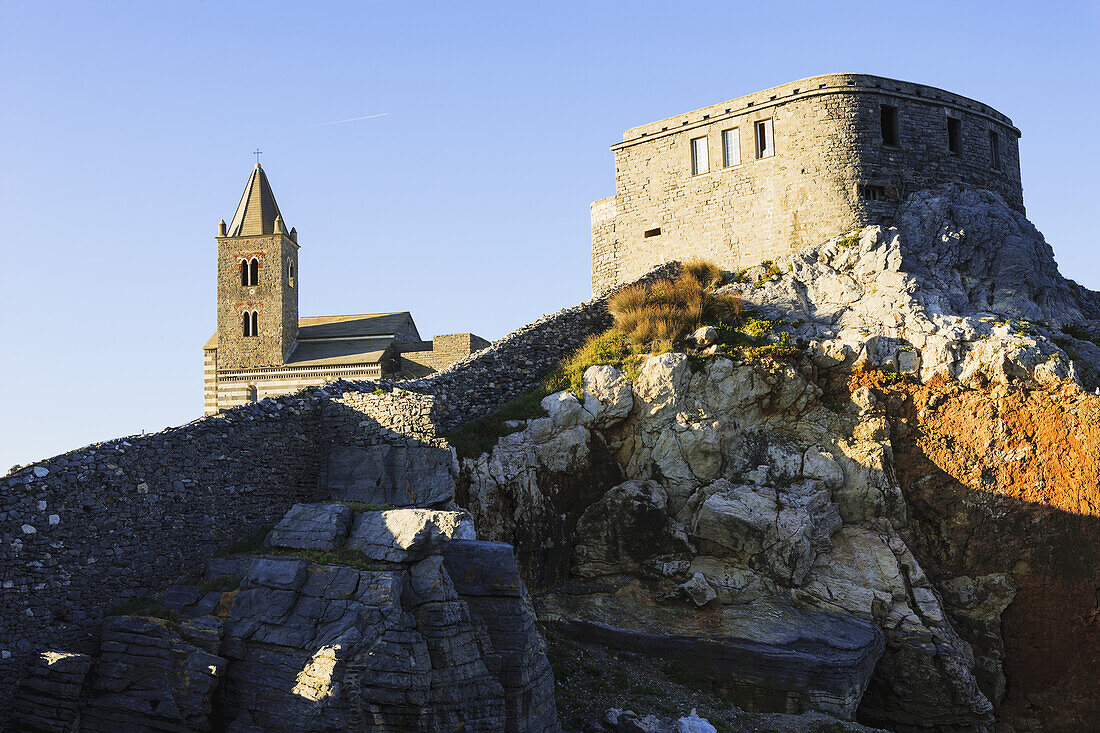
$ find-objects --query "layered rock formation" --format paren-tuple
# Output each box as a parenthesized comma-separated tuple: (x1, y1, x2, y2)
(463, 185, 1100, 730)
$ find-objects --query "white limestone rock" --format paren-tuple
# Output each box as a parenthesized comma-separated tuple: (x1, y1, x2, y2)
(541, 391, 594, 428)
(679, 572, 717, 607)
(581, 365, 633, 427)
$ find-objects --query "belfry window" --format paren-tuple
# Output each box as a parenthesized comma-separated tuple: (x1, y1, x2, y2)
(754, 119, 774, 159)
(242, 310, 259, 337)
(880, 104, 899, 146)
(287, 258, 295, 287)
(947, 117, 961, 155)
(989, 130, 1002, 170)
(690, 136, 709, 175)
(240, 258, 259, 286)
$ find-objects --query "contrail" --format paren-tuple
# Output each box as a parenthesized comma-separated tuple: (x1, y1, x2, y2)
(310, 112, 391, 127)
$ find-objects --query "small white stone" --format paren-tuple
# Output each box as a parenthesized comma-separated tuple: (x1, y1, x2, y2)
(2, 581, 12, 588)
(37, 501, 47, 511)
(20, 525, 36, 535)
(33, 467, 48, 478)
(1, 650, 10, 659)
(48, 515, 60, 526)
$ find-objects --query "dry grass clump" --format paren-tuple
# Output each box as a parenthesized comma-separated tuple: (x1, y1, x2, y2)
(609, 266, 741, 350)
(545, 329, 638, 396)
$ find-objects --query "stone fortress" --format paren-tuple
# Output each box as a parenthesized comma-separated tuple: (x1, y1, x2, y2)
(204, 164, 488, 414)
(591, 72, 1024, 291)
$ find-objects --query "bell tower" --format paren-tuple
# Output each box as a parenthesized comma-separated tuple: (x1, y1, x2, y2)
(215, 164, 299, 369)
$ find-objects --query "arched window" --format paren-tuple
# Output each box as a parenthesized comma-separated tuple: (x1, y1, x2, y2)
(239, 260, 248, 286)
(247, 384, 257, 402)
(242, 311, 251, 336)
(287, 258, 294, 287)
(248, 258, 259, 285)
(251, 310, 258, 336)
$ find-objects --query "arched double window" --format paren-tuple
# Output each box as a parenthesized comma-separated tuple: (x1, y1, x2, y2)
(239, 258, 260, 286)
(242, 310, 259, 337)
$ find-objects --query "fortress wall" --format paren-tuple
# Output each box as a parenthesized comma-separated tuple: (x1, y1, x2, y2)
(0, 394, 327, 710)
(593, 73, 1023, 291)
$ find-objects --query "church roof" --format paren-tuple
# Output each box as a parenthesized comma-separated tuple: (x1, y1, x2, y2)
(225, 164, 285, 237)
(203, 312, 419, 369)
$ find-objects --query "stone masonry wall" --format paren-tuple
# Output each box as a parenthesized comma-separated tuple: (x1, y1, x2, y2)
(0, 393, 325, 714)
(396, 333, 492, 379)
(0, 262, 678, 717)
(592, 73, 1023, 291)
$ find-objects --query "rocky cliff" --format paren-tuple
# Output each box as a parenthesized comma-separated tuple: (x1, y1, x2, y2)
(461, 185, 1100, 731)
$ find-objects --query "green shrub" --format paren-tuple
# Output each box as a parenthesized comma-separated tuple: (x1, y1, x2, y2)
(753, 260, 783, 288)
(836, 232, 860, 248)
(444, 382, 556, 460)
(544, 329, 642, 397)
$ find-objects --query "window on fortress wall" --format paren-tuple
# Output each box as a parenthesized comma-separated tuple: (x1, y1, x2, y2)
(239, 260, 248, 286)
(247, 385, 257, 402)
(249, 258, 259, 285)
(690, 136, 709, 175)
(722, 128, 741, 167)
(860, 184, 888, 202)
(754, 120, 774, 159)
(947, 117, 962, 155)
(880, 105, 899, 146)
(989, 130, 1002, 170)
(287, 258, 295, 287)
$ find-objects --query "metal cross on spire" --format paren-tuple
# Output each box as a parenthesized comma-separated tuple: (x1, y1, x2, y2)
(253, 148, 263, 165)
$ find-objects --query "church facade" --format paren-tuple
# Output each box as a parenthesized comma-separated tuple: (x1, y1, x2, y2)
(203, 164, 487, 415)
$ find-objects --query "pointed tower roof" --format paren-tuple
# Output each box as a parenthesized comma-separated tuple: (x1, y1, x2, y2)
(226, 163, 285, 237)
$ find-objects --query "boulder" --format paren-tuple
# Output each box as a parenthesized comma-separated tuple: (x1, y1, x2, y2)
(265, 502, 353, 550)
(346, 508, 476, 562)
(679, 572, 717, 607)
(542, 390, 594, 428)
(581, 365, 634, 427)
(571, 480, 691, 578)
(689, 479, 839, 586)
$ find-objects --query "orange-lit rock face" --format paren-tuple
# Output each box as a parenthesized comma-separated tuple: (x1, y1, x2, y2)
(845, 369, 1100, 730)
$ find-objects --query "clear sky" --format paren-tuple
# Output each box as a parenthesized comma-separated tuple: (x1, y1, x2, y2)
(1, 1, 1097, 470)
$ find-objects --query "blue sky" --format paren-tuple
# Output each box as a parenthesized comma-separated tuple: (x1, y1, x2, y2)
(1, 1, 1097, 469)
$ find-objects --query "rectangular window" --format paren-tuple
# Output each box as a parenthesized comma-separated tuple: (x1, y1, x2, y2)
(644, 227, 661, 238)
(860, 184, 888, 202)
(722, 127, 741, 167)
(881, 104, 899, 146)
(690, 136, 709, 175)
(989, 129, 1001, 170)
(947, 117, 961, 154)
(754, 119, 774, 159)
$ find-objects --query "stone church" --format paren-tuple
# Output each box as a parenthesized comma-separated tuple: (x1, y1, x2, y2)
(203, 164, 487, 414)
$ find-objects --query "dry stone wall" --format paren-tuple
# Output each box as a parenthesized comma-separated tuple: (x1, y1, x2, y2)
(0, 263, 678, 718)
